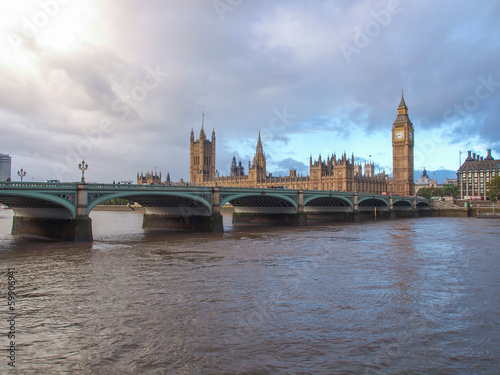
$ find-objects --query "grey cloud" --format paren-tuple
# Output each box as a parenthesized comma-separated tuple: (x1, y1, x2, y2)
(0, 0, 499, 182)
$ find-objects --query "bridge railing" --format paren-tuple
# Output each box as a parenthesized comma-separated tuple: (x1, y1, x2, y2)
(0, 181, 431, 204)
(87, 183, 214, 191)
(0, 182, 77, 189)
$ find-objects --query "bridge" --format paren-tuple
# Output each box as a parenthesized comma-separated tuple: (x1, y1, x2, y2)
(0, 182, 431, 241)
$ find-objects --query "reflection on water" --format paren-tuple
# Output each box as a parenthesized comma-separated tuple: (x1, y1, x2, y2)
(0, 209, 499, 374)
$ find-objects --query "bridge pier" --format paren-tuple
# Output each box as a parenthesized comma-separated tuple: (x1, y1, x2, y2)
(232, 212, 307, 227)
(143, 214, 223, 232)
(11, 215, 93, 242)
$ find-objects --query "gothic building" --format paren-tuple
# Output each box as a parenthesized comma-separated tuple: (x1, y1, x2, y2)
(392, 91, 414, 196)
(137, 170, 162, 185)
(186, 92, 414, 196)
(190, 125, 216, 185)
(230, 157, 245, 177)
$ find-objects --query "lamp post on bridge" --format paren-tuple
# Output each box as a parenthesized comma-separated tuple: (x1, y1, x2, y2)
(78, 160, 88, 183)
(17, 169, 26, 182)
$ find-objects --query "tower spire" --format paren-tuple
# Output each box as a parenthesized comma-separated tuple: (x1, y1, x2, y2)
(399, 89, 407, 110)
(256, 130, 263, 154)
(199, 113, 206, 139)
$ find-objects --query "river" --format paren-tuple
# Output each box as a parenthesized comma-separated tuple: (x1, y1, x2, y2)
(0, 209, 499, 374)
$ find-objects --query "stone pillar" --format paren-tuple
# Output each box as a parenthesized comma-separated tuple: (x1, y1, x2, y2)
(211, 187, 223, 232)
(298, 190, 304, 213)
(11, 216, 92, 242)
(75, 183, 93, 242)
(297, 190, 307, 226)
(76, 183, 89, 216)
(353, 192, 360, 222)
(389, 195, 396, 219)
(74, 215, 93, 242)
(232, 212, 303, 226)
(143, 214, 221, 232)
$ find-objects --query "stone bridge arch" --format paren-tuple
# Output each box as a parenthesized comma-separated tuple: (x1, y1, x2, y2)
(220, 192, 298, 214)
(87, 191, 213, 216)
(0, 190, 77, 219)
(416, 201, 431, 210)
(358, 197, 390, 211)
(303, 195, 353, 212)
(393, 199, 413, 210)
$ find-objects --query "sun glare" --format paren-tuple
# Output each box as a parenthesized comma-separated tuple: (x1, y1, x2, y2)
(0, 1, 98, 61)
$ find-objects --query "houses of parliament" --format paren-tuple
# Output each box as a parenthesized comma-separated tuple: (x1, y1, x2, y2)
(140, 93, 415, 197)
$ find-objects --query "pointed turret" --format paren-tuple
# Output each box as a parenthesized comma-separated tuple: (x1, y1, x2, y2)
(199, 126, 206, 140)
(256, 130, 263, 154)
(396, 89, 409, 118)
(399, 89, 407, 110)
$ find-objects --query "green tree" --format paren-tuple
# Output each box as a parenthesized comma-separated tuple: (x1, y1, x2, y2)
(442, 184, 458, 198)
(417, 186, 443, 199)
(487, 175, 500, 203)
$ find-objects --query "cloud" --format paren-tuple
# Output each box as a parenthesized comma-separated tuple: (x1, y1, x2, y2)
(0, 0, 499, 182)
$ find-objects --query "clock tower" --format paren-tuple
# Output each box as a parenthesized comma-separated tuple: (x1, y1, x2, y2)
(392, 91, 414, 196)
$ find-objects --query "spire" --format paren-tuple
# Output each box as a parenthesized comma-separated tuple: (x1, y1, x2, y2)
(256, 131, 263, 154)
(199, 113, 206, 139)
(395, 89, 409, 120)
(399, 89, 407, 110)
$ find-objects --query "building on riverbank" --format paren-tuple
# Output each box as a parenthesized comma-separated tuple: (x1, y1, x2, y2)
(457, 149, 499, 200)
(0, 153, 11, 181)
(185, 94, 417, 194)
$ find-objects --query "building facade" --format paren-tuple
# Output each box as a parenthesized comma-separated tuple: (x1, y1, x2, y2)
(188, 128, 390, 192)
(457, 149, 499, 199)
(414, 168, 437, 195)
(0, 153, 11, 181)
(190, 126, 216, 185)
(186, 94, 417, 195)
(392, 92, 414, 196)
(138, 93, 415, 195)
(137, 171, 162, 185)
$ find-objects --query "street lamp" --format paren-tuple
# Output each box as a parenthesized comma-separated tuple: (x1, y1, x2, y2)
(214, 170, 220, 186)
(17, 169, 26, 182)
(78, 160, 88, 183)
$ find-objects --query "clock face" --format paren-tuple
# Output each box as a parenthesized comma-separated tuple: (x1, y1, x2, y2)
(395, 130, 404, 140)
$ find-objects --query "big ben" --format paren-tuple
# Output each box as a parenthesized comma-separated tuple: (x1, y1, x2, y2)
(392, 91, 414, 196)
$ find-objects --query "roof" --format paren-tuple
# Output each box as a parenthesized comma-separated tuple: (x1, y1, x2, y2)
(459, 150, 500, 172)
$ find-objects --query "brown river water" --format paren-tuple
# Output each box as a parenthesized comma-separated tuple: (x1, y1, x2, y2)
(0, 209, 499, 374)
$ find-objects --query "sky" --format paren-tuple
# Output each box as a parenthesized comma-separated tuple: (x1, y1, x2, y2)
(0, 0, 499, 184)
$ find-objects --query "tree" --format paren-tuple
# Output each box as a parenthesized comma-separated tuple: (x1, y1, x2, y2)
(487, 175, 500, 203)
(442, 184, 458, 198)
(417, 186, 442, 199)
